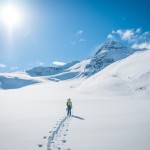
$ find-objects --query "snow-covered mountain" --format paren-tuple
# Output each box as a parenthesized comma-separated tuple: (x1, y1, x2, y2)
(0, 40, 146, 90)
(80, 49, 150, 95)
(26, 61, 79, 77)
(82, 40, 140, 76)
(26, 40, 141, 79)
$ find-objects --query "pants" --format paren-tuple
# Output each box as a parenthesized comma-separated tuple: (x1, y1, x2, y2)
(67, 107, 72, 116)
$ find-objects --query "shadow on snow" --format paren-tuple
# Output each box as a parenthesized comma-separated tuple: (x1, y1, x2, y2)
(72, 115, 85, 120)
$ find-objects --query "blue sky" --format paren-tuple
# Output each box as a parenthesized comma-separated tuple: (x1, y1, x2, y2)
(0, 0, 150, 72)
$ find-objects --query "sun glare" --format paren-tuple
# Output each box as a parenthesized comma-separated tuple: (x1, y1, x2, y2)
(0, 3, 22, 30)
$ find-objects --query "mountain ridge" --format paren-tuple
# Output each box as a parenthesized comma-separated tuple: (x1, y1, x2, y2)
(26, 40, 142, 79)
(0, 40, 147, 90)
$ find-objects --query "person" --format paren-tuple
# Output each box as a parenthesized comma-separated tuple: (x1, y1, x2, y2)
(66, 98, 72, 117)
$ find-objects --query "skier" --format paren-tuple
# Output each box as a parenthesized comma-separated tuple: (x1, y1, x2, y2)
(66, 98, 72, 117)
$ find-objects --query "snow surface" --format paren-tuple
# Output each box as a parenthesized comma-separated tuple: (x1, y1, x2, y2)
(0, 79, 150, 150)
(80, 50, 150, 96)
(0, 45, 150, 150)
(0, 72, 42, 90)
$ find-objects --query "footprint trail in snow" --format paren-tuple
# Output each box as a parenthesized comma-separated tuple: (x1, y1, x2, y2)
(47, 116, 72, 150)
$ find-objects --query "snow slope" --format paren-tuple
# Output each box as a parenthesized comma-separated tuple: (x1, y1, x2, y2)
(80, 49, 150, 95)
(0, 72, 41, 90)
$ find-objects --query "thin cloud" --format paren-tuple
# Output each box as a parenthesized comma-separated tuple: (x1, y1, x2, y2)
(76, 30, 83, 36)
(136, 28, 141, 33)
(70, 29, 85, 46)
(52, 61, 66, 66)
(107, 34, 115, 40)
(79, 38, 86, 42)
(132, 42, 150, 49)
(36, 61, 44, 66)
(113, 29, 135, 41)
(0, 63, 6, 68)
(108, 28, 150, 49)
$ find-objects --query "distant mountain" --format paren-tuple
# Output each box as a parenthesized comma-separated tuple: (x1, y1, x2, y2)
(82, 40, 140, 76)
(26, 61, 79, 77)
(26, 40, 142, 80)
(0, 40, 147, 90)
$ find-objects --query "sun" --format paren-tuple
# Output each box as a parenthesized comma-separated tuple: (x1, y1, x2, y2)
(0, 3, 22, 30)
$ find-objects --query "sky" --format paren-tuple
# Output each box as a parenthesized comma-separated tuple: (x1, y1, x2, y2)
(0, 0, 150, 72)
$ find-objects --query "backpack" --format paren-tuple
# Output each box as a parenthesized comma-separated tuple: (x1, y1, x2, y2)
(67, 100, 72, 107)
